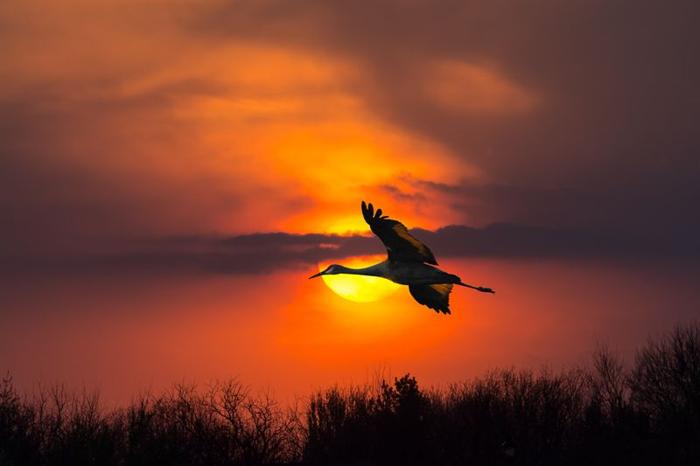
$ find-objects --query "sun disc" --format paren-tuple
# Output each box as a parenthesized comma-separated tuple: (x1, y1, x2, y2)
(319, 256, 400, 303)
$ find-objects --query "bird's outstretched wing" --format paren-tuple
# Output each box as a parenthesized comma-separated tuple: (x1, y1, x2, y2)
(361, 201, 437, 264)
(409, 284, 453, 314)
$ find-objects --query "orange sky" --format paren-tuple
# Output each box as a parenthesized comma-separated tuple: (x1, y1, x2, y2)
(1, 0, 530, 240)
(2, 0, 699, 404)
(3, 258, 698, 406)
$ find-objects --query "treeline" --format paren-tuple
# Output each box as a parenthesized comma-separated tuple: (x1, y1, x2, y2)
(2, 323, 700, 466)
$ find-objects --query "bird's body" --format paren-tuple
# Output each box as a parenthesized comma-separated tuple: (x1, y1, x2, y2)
(331, 260, 459, 286)
(309, 201, 494, 314)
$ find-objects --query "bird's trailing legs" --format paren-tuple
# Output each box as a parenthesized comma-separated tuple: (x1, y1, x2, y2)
(457, 282, 495, 294)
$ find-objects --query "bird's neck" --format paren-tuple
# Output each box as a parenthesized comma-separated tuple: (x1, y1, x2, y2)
(336, 263, 385, 277)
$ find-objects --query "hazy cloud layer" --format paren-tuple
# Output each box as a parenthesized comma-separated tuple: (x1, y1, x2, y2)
(2, 0, 699, 268)
(195, 0, 700, 237)
(5, 223, 696, 278)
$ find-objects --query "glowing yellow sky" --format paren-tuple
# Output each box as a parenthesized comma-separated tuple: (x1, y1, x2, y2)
(0, 0, 542, 237)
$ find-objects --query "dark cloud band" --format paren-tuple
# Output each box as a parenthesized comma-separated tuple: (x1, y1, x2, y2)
(4, 223, 697, 278)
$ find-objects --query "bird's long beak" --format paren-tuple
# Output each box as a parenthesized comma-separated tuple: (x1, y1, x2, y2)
(308, 271, 324, 279)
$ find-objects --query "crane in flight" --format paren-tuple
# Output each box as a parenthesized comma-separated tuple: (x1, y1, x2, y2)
(309, 201, 494, 314)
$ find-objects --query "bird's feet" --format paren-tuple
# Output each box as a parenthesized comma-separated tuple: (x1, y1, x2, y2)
(477, 286, 495, 294)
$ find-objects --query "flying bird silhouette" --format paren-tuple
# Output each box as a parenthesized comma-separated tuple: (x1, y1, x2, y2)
(309, 201, 494, 314)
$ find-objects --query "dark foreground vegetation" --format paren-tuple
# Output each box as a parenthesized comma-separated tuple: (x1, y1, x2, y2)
(2, 323, 700, 466)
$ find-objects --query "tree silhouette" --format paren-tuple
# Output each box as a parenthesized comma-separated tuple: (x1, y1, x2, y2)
(2, 322, 700, 465)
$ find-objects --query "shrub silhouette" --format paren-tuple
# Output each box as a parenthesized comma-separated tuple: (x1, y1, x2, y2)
(2, 322, 700, 465)
(629, 323, 700, 463)
(0, 379, 302, 466)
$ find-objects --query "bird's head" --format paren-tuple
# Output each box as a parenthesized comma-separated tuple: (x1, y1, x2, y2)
(308, 264, 342, 279)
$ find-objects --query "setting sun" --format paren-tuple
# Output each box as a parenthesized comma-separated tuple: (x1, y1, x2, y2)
(318, 256, 401, 302)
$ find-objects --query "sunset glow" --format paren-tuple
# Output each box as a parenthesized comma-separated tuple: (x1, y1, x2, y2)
(1, 0, 698, 415)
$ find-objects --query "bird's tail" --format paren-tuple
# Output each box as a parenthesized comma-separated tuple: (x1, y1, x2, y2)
(456, 281, 495, 294)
